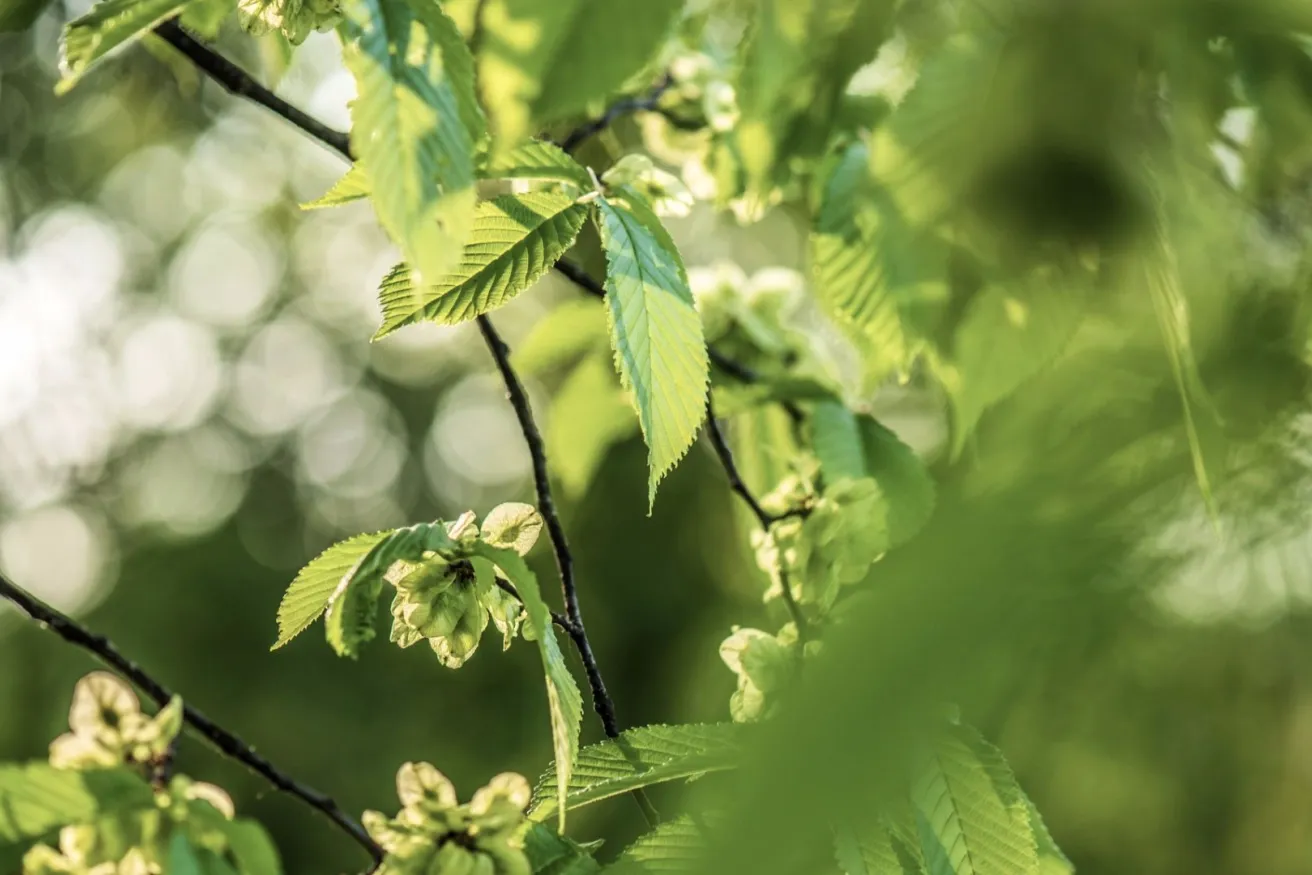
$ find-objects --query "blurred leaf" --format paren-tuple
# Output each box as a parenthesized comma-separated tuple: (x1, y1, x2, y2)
(857, 417, 935, 549)
(471, 543, 582, 832)
(0, 765, 151, 842)
(596, 189, 709, 511)
(477, 0, 682, 151)
(812, 142, 947, 383)
(301, 164, 371, 210)
(58, 0, 188, 94)
(548, 354, 640, 499)
(339, 0, 478, 285)
(607, 815, 712, 874)
(180, 0, 233, 39)
(912, 733, 1039, 875)
(323, 522, 455, 658)
(811, 399, 866, 482)
(374, 191, 589, 336)
(942, 276, 1084, 456)
(0, 0, 53, 32)
(515, 298, 610, 377)
(273, 530, 390, 650)
(218, 818, 283, 875)
(524, 824, 602, 875)
(836, 825, 926, 875)
(529, 724, 740, 823)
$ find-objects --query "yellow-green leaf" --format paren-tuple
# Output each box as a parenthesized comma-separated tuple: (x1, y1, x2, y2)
(58, 0, 187, 93)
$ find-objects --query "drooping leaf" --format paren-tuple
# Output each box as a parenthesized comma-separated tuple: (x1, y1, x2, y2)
(301, 164, 371, 210)
(912, 734, 1040, 875)
(338, 0, 478, 286)
(524, 824, 602, 875)
(273, 531, 391, 649)
(811, 142, 947, 383)
(476, 0, 683, 151)
(471, 543, 582, 831)
(323, 522, 455, 658)
(596, 190, 709, 511)
(529, 724, 740, 823)
(606, 816, 715, 874)
(374, 191, 589, 336)
(857, 417, 935, 549)
(942, 275, 1084, 456)
(58, 0, 188, 93)
(548, 354, 641, 499)
(484, 141, 593, 189)
(0, 764, 152, 843)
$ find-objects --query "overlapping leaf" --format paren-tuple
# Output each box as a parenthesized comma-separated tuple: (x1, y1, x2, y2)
(272, 531, 390, 649)
(524, 825, 602, 875)
(548, 353, 640, 499)
(477, 0, 683, 151)
(0, 764, 152, 842)
(58, 0, 187, 93)
(596, 191, 709, 511)
(530, 724, 740, 823)
(912, 734, 1039, 875)
(339, 0, 478, 286)
(374, 191, 589, 336)
(472, 543, 582, 832)
(606, 816, 715, 874)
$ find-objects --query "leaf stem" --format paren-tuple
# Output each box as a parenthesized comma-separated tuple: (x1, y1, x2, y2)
(0, 572, 384, 867)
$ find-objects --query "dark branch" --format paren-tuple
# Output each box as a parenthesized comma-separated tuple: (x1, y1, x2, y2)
(476, 316, 658, 826)
(0, 573, 384, 866)
(703, 400, 810, 639)
(154, 20, 353, 161)
(555, 73, 676, 153)
(494, 577, 574, 634)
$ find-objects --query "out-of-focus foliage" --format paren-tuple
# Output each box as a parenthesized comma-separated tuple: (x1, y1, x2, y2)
(6, 0, 1312, 873)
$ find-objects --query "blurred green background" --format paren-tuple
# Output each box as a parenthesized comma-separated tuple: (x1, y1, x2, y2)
(5, 4, 1312, 875)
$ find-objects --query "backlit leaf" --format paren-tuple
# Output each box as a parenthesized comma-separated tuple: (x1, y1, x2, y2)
(273, 531, 389, 649)
(58, 0, 187, 93)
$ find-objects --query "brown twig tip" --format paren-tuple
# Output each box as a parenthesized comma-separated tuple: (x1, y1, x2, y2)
(0, 573, 384, 865)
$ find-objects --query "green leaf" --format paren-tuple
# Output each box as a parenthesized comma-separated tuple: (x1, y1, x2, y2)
(836, 825, 926, 875)
(548, 354, 641, 499)
(811, 142, 947, 383)
(301, 164, 371, 210)
(606, 816, 714, 874)
(484, 141, 593, 189)
(912, 734, 1039, 875)
(515, 298, 610, 377)
(596, 190, 709, 511)
(338, 0, 478, 285)
(374, 191, 589, 336)
(273, 530, 390, 650)
(481, 502, 543, 556)
(529, 724, 740, 824)
(477, 0, 683, 151)
(942, 276, 1084, 456)
(857, 417, 935, 549)
(324, 522, 456, 658)
(811, 399, 866, 483)
(219, 818, 283, 875)
(0, 0, 54, 32)
(471, 542, 582, 832)
(524, 824, 602, 875)
(58, 0, 187, 93)
(0, 764, 152, 842)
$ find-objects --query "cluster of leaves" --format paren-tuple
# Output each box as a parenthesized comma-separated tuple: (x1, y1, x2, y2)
(1, 674, 280, 875)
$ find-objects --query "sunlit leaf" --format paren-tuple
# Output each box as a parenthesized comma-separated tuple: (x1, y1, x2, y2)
(58, 0, 187, 93)
(548, 354, 640, 499)
(596, 189, 709, 511)
(0, 764, 152, 842)
(301, 164, 371, 210)
(515, 298, 611, 377)
(530, 723, 740, 823)
(471, 543, 582, 831)
(607, 815, 716, 874)
(273, 531, 390, 650)
(374, 191, 589, 335)
(857, 417, 935, 549)
(339, 0, 478, 285)
(484, 141, 593, 189)
(477, 0, 683, 151)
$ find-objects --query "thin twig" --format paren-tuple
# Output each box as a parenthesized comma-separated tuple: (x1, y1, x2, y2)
(703, 401, 810, 640)
(494, 577, 574, 634)
(556, 73, 676, 153)
(154, 20, 354, 160)
(0, 573, 384, 866)
(475, 316, 659, 825)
